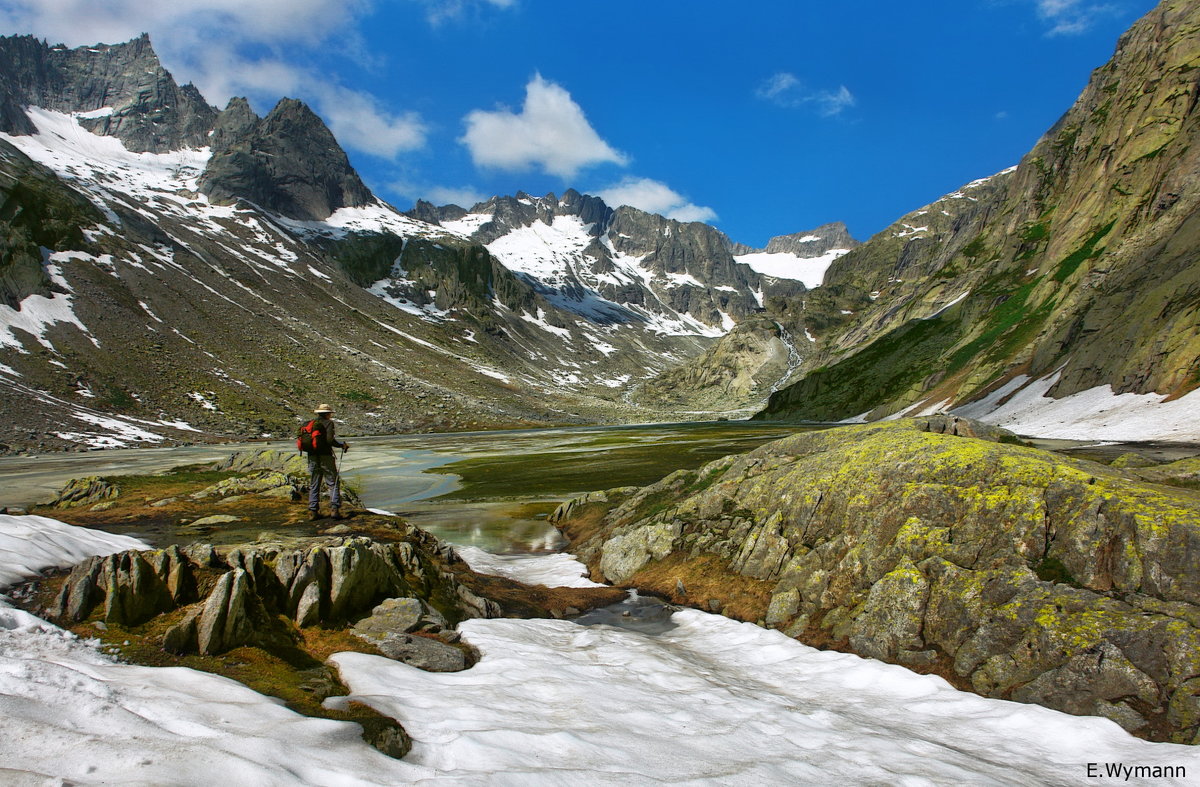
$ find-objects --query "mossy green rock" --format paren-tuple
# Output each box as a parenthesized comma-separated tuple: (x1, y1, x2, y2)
(559, 417, 1200, 742)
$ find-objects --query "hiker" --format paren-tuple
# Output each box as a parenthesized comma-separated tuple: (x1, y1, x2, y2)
(297, 404, 350, 521)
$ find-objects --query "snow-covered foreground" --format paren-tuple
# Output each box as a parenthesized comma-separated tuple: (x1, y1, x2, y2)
(2, 515, 1197, 785)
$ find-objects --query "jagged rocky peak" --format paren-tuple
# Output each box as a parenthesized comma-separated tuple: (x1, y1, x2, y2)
(764, 221, 859, 256)
(0, 32, 217, 152)
(729, 221, 859, 257)
(198, 96, 374, 222)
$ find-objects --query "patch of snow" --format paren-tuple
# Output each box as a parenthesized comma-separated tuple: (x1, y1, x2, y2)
(955, 372, 1200, 441)
(519, 308, 572, 339)
(439, 212, 494, 236)
(275, 202, 448, 241)
(0, 363, 18, 377)
(306, 265, 330, 281)
(885, 398, 955, 421)
(187, 392, 217, 411)
(0, 514, 147, 589)
(476, 367, 511, 383)
(330, 611, 1198, 783)
(893, 224, 929, 238)
(0, 259, 97, 352)
(924, 291, 970, 320)
(73, 107, 114, 120)
(456, 546, 603, 588)
(662, 271, 703, 288)
(486, 215, 594, 283)
(596, 374, 631, 388)
(593, 340, 618, 357)
(734, 249, 849, 289)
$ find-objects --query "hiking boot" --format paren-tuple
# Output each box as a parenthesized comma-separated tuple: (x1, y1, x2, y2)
(309, 509, 322, 521)
(331, 509, 345, 521)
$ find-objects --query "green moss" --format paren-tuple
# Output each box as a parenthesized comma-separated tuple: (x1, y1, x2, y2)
(340, 389, 379, 403)
(1034, 556, 1081, 587)
(1021, 222, 1050, 243)
(961, 236, 988, 259)
(1053, 220, 1116, 283)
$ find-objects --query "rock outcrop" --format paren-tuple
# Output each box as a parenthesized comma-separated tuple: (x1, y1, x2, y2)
(49, 534, 500, 656)
(49, 476, 119, 509)
(555, 417, 1200, 743)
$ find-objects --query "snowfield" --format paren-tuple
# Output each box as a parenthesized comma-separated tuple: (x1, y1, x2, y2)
(955, 372, 1200, 442)
(734, 248, 851, 289)
(2, 515, 1197, 785)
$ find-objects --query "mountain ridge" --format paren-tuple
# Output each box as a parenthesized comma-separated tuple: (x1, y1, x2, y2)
(755, 0, 1200, 434)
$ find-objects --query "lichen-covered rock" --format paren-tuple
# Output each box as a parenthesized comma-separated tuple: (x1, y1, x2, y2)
(353, 597, 447, 638)
(558, 417, 1200, 742)
(48, 477, 119, 509)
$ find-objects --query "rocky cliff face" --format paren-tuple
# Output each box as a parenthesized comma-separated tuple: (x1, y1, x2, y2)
(0, 34, 216, 152)
(628, 315, 804, 413)
(758, 0, 1200, 423)
(554, 417, 1200, 743)
(732, 221, 860, 258)
(199, 97, 374, 221)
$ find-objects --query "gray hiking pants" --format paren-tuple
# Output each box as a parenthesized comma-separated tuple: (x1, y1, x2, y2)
(308, 454, 341, 511)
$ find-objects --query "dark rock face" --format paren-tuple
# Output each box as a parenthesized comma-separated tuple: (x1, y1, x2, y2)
(0, 34, 217, 152)
(556, 417, 1200, 743)
(0, 34, 372, 222)
(199, 97, 374, 221)
(0, 139, 103, 307)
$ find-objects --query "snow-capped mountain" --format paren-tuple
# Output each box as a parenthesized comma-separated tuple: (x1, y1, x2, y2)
(410, 191, 803, 336)
(0, 34, 833, 450)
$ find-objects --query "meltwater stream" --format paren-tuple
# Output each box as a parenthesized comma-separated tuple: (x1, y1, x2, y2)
(3, 422, 1198, 783)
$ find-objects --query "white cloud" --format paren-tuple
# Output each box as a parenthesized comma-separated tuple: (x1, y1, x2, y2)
(312, 85, 428, 159)
(0, 0, 427, 158)
(410, 0, 518, 26)
(425, 185, 487, 207)
(596, 177, 717, 224)
(1034, 0, 1122, 35)
(755, 72, 855, 117)
(460, 74, 628, 178)
(388, 181, 486, 208)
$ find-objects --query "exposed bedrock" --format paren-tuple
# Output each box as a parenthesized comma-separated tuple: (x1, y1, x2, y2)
(554, 416, 1200, 743)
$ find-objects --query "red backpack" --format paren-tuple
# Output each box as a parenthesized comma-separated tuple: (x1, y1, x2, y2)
(296, 419, 327, 454)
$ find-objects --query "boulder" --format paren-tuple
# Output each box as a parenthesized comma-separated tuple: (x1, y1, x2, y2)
(368, 633, 468, 672)
(48, 476, 119, 509)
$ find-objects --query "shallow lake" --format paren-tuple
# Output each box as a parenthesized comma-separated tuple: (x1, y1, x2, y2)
(0, 421, 823, 551)
(5, 421, 1196, 553)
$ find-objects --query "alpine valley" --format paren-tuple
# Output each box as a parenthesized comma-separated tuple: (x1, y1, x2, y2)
(0, 32, 867, 452)
(2, 0, 1200, 779)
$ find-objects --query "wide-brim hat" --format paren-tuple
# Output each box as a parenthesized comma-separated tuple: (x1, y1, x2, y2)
(314, 404, 335, 413)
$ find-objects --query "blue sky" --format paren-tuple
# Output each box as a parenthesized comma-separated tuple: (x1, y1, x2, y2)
(0, 0, 1160, 246)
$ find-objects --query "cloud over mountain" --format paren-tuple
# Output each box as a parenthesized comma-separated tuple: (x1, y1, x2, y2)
(460, 74, 628, 178)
